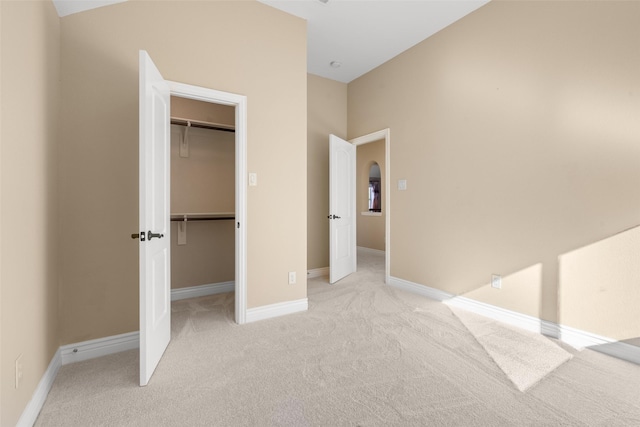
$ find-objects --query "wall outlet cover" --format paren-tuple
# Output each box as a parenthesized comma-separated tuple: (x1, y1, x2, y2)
(15, 354, 24, 389)
(491, 274, 502, 289)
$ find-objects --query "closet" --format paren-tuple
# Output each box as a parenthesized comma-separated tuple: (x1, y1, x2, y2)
(170, 96, 235, 305)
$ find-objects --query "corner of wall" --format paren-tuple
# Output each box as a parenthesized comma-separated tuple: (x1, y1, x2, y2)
(1, 1, 62, 424)
(307, 74, 348, 270)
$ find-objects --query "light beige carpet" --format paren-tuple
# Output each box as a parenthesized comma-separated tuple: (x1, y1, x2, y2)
(35, 250, 640, 426)
(448, 306, 573, 392)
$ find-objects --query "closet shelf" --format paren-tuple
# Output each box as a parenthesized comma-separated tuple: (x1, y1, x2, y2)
(171, 213, 235, 222)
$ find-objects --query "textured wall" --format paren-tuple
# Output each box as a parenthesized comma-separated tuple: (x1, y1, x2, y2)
(0, 1, 60, 425)
(348, 0, 640, 327)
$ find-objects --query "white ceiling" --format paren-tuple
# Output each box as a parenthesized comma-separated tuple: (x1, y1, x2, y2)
(258, 0, 489, 83)
(52, 0, 127, 18)
(52, 0, 490, 83)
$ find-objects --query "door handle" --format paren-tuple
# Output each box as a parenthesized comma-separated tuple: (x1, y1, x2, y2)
(147, 231, 164, 240)
(131, 231, 146, 241)
(327, 215, 341, 219)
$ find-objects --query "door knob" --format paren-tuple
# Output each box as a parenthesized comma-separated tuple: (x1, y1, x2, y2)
(327, 215, 341, 219)
(131, 231, 146, 241)
(147, 231, 164, 240)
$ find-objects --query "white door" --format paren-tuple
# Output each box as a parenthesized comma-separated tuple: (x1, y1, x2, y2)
(139, 50, 171, 386)
(329, 134, 356, 284)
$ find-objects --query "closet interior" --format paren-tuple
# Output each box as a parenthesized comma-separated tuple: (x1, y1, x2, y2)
(170, 96, 236, 310)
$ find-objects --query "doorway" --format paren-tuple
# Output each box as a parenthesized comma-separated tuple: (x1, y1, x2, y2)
(351, 129, 390, 284)
(328, 130, 390, 285)
(355, 140, 385, 255)
(166, 81, 247, 324)
(168, 95, 236, 320)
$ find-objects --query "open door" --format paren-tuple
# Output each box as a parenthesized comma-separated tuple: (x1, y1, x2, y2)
(139, 50, 171, 386)
(329, 134, 356, 284)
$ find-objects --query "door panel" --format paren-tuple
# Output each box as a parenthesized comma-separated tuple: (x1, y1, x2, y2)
(329, 134, 356, 284)
(139, 50, 171, 386)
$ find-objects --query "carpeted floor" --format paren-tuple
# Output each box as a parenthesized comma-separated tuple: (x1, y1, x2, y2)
(448, 306, 573, 392)
(36, 250, 640, 426)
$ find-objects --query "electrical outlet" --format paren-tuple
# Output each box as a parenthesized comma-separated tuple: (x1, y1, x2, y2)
(288, 271, 296, 285)
(15, 354, 23, 389)
(491, 274, 502, 289)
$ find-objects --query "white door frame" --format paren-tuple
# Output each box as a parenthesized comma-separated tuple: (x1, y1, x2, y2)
(167, 81, 248, 324)
(350, 129, 391, 284)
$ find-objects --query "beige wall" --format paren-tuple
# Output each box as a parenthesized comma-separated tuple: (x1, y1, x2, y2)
(307, 74, 347, 270)
(170, 125, 234, 214)
(170, 124, 235, 289)
(58, 0, 307, 344)
(171, 221, 235, 289)
(356, 140, 385, 251)
(0, 1, 60, 425)
(348, 0, 640, 326)
(559, 226, 640, 341)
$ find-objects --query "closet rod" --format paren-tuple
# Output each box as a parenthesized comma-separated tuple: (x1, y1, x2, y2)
(170, 217, 234, 222)
(171, 213, 235, 222)
(170, 118, 235, 133)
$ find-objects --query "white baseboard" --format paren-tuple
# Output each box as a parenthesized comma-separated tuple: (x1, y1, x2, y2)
(171, 281, 235, 301)
(61, 331, 139, 365)
(390, 276, 640, 366)
(16, 349, 61, 427)
(557, 325, 640, 364)
(307, 267, 329, 279)
(246, 298, 308, 323)
(357, 246, 385, 256)
(589, 341, 640, 365)
(444, 296, 544, 336)
(20, 294, 308, 424)
(388, 276, 453, 302)
(541, 320, 561, 340)
(556, 323, 618, 349)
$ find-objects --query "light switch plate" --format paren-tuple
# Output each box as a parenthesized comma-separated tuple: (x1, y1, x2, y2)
(249, 173, 258, 186)
(398, 179, 407, 191)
